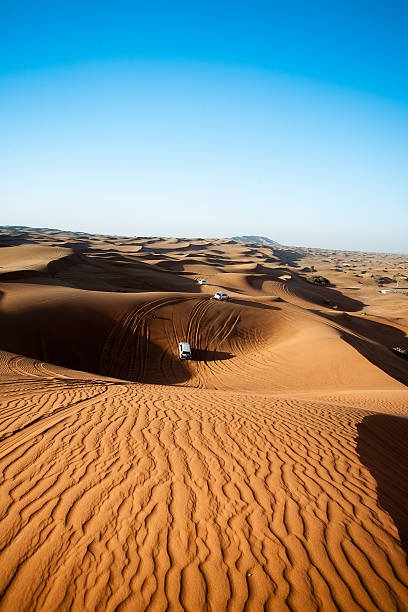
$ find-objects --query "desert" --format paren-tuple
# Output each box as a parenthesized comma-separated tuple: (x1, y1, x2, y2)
(0, 226, 407, 610)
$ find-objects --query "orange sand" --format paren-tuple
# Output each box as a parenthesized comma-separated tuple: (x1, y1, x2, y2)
(0, 227, 407, 610)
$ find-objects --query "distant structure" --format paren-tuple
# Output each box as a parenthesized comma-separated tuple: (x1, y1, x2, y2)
(380, 288, 408, 295)
(230, 235, 280, 246)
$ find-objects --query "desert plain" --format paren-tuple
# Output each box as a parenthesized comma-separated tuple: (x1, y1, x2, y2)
(0, 226, 407, 611)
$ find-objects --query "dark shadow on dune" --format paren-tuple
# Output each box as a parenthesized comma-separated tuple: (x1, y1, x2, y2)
(154, 258, 204, 272)
(273, 248, 307, 267)
(99, 340, 192, 385)
(0, 229, 93, 250)
(320, 311, 407, 349)
(47, 253, 85, 273)
(142, 254, 172, 261)
(0, 238, 35, 248)
(297, 278, 365, 312)
(0, 232, 35, 248)
(341, 331, 408, 387)
(204, 257, 235, 267)
(0, 304, 192, 385)
(53, 240, 92, 250)
(357, 414, 408, 555)
(0, 251, 203, 294)
(254, 265, 293, 276)
(192, 349, 234, 361)
(0, 269, 47, 281)
(312, 310, 408, 386)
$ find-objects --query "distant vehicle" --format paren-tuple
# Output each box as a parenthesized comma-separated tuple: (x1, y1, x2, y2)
(214, 291, 229, 301)
(178, 342, 192, 359)
(197, 278, 206, 285)
(380, 289, 393, 294)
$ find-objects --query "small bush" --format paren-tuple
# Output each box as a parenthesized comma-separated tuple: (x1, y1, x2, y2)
(307, 275, 330, 286)
(392, 347, 408, 360)
(371, 275, 393, 286)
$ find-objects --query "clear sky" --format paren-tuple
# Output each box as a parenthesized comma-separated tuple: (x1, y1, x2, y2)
(1, 1, 407, 252)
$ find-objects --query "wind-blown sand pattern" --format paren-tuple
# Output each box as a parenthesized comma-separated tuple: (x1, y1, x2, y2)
(0, 227, 407, 610)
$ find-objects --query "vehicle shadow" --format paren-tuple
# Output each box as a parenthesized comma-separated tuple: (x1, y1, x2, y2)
(357, 414, 408, 555)
(192, 349, 234, 361)
(212, 285, 246, 294)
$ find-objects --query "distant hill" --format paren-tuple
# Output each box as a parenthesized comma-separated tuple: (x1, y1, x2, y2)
(230, 235, 280, 246)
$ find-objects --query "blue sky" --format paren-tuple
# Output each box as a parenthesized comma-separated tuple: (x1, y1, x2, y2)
(1, 1, 407, 251)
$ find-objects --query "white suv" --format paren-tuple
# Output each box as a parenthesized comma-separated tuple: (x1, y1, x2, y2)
(214, 291, 229, 301)
(178, 342, 192, 359)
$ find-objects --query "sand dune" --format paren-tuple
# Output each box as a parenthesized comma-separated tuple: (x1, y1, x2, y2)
(0, 227, 407, 610)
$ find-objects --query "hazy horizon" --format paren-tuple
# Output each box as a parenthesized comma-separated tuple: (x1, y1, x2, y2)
(4, 223, 408, 256)
(1, 2, 407, 253)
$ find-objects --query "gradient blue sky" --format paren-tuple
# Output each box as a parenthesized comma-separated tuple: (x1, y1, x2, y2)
(1, 1, 407, 251)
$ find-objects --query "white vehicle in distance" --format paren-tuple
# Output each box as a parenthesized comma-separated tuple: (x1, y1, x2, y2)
(214, 291, 229, 301)
(178, 341, 192, 360)
(197, 278, 206, 285)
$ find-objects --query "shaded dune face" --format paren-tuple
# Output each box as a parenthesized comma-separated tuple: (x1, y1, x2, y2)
(357, 414, 408, 555)
(0, 228, 408, 610)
